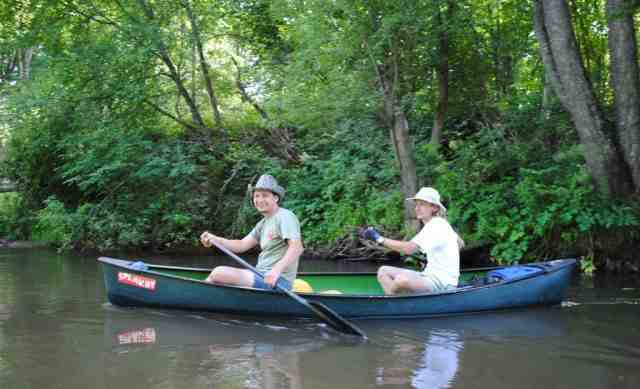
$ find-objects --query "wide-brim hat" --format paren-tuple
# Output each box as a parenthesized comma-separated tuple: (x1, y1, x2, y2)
(406, 187, 446, 213)
(253, 174, 285, 200)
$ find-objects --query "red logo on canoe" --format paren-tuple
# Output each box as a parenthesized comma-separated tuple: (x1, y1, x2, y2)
(118, 272, 157, 290)
(118, 328, 157, 345)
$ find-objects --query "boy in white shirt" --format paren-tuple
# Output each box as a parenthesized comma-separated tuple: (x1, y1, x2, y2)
(362, 187, 463, 294)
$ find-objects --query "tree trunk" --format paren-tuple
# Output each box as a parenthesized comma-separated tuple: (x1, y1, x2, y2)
(607, 0, 640, 192)
(378, 59, 419, 231)
(390, 110, 419, 231)
(541, 71, 554, 119)
(430, 2, 451, 146)
(18, 47, 33, 80)
(189, 22, 196, 108)
(533, 0, 632, 196)
(1, 51, 16, 81)
(182, 0, 224, 137)
(365, 8, 419, 231)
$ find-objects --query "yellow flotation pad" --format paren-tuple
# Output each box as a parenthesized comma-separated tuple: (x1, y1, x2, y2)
(292, 279, 313, 293)
(320, 289, 343, 295)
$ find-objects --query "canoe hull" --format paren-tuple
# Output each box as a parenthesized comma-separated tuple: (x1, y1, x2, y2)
(100, 257, 575, 319)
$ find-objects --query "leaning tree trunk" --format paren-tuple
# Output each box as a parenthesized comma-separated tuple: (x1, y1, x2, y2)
(182, 0, 224, 134)
(366, 21, 419, 230)
(533, 0, 632, 197)
(377, 59, 419, 231)
(390, 106, 419, 231)
(607, 0, 640, 192)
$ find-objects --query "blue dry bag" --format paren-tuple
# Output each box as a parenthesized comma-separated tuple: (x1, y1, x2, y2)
(487, 266, 543, 282)
(129, 261, 149, 271)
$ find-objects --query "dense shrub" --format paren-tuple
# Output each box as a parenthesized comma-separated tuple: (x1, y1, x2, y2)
(267, 125, 404, 246)
(433, 114, 640, 265)
(0, 193, 30, 240)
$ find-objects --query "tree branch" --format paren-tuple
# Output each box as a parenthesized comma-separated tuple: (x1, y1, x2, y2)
(181, 0, 225, 141)
(143, 99, 198, 130)
(231, 57, 269, 120)
(136, 0, 207, 132)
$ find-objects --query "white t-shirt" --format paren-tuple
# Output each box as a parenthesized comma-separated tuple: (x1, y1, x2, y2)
(411, 217, 460, 287)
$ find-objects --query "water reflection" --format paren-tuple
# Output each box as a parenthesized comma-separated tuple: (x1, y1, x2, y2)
(3, 249, 639, 389)
(372, 330, 462, 388)
(103, 307, 340, 388)
(103, 307, 572, 389)
(411, 330, 461, 388)
(364, 308, 571, 388)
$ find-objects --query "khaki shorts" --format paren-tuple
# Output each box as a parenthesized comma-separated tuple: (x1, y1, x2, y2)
(421, 273, 456, 292)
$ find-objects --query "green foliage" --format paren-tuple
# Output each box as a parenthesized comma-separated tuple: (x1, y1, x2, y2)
(1, 0, 638, 274)
(32, 197, 73, 246)
(3, 78, 72, 209)
(0, 193, 30, 240)
(62, 137, 223, 250)
(580, 254, 596, 275)
(433, 103, 640, 265)
(274, 126, 404, 245)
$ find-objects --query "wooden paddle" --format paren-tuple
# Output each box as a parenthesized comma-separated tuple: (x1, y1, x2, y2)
(210, 240, 367, 339)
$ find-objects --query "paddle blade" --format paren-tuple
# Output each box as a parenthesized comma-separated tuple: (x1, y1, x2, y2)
(308, 301, 367, 339)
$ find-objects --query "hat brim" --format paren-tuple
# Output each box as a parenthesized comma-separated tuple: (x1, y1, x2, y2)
(254, 186, 285, 199)
(405, 197, 446, 212)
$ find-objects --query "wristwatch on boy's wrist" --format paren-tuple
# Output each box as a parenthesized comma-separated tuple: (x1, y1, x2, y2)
(376, 236, 385, 245)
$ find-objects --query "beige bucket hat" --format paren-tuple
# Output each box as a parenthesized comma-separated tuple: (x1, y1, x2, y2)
(406, 187, 446, 213)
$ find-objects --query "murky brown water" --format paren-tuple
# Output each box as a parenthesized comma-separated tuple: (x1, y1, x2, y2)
(1, 248, 639, 389)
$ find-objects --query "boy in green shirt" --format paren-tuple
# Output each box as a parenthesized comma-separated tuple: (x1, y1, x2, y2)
(200, 174, 304, 290)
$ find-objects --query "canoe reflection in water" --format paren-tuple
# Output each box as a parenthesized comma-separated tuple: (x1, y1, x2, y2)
(104, 306, 341, 389)
(103, 306, 567, 389)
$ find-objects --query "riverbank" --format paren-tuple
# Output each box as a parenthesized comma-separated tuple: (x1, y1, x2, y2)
(0, 239, 48, 249)
(2, 237, 636, 274)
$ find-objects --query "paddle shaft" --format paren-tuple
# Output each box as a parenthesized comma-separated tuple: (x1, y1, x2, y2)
(210, 240, 366, 339)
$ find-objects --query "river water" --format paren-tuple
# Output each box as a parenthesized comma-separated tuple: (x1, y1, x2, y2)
(0, 248, 639, 389)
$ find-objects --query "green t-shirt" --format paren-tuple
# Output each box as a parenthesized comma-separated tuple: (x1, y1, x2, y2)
(249, 207, 302, 283)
